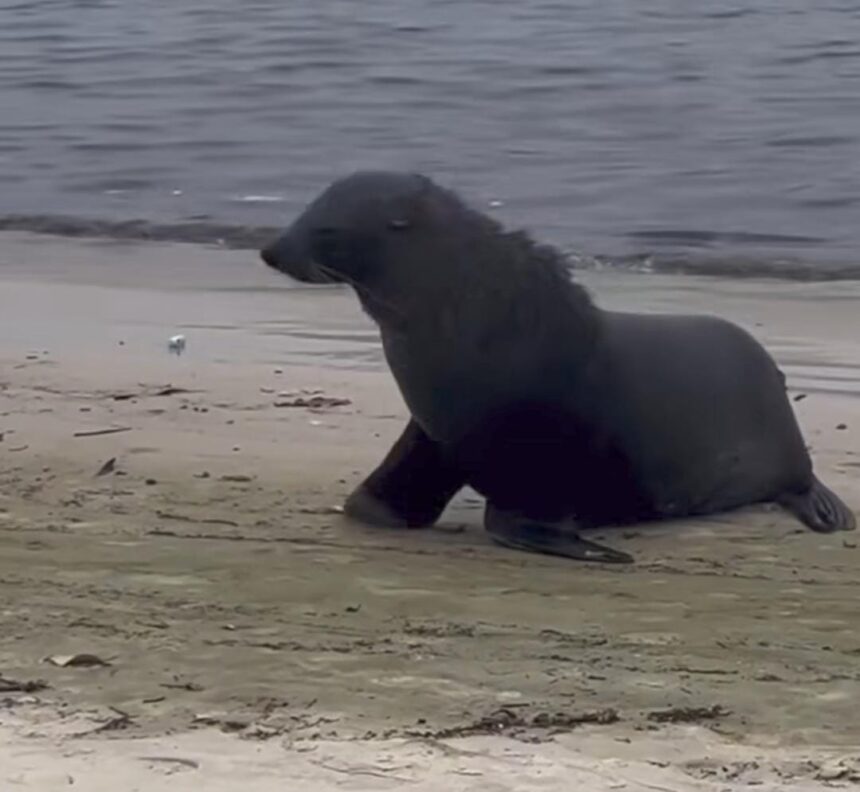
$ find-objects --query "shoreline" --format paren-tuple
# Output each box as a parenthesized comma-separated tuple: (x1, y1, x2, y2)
(1, 232, 858, 789)
(3, 217, 860, 281)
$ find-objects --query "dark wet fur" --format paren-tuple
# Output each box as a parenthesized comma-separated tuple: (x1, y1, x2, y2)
(262, 171, 856, 562)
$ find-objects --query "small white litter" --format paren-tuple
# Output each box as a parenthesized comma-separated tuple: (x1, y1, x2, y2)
(168, 335, 186, 356)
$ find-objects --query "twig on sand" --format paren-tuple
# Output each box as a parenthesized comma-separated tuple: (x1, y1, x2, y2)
(73, 706, 135, 737)
(112, 385, 198, 400)
(95, 457, 117, 477)
(74, 426, 132, 438)
(0, 675, 49, 693)
(309, 760, 415, 783)
(156, 511, 239, 528)
(138, 756, 200, 770)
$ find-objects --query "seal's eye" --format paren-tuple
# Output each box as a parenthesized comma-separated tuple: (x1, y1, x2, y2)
(388, 218, 410, 231)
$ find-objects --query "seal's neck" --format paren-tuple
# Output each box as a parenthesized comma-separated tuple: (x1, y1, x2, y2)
(382, 228, 600, 366)
(369, 229, 602, 445)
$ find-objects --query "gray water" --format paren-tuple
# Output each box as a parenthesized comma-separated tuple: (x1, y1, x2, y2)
(3, 0, 860, 279)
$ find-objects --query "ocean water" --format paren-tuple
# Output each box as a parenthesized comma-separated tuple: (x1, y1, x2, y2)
(2, 0, 860, 279)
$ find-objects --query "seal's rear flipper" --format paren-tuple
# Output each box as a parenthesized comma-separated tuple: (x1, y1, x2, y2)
(484, 505, 633, 564)
(779, 476, 856, 533)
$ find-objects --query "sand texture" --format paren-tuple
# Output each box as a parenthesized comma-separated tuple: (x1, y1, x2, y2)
(1, 233, 858, 789)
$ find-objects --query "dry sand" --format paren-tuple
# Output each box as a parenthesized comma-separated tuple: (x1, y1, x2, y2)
(1, 232, 859, 790)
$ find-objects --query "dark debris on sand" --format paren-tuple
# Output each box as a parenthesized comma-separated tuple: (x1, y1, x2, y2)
(407, 706, 620, 740)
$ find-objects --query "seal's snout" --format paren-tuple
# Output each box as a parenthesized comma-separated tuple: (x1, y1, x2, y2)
(260, 241, 280, 270)
(260, 230, 341, 285)
(260, 235, 298, 275)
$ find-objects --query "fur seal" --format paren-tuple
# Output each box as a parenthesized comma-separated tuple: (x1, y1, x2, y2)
(261, 171, 855, 563)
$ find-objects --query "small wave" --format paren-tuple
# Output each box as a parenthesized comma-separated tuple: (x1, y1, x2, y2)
(626, 228, 825, 248)
(231, 195, 286, 203)
(1, 213, 859, 282)
(571, 252, 860, 282)
(765, 134, 855, 149)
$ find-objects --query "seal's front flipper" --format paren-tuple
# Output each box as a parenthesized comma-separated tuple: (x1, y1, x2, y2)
(484, 505, 634, 564)
(345, 419, 465, 528)
(779, 476, 856, 533)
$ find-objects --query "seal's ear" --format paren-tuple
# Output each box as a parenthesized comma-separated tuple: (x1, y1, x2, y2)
(309, 226, 377, 281)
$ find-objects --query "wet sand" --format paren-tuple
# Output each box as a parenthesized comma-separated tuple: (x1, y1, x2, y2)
(1, 232, 859, 790)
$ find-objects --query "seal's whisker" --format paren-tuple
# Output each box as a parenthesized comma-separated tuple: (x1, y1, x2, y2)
(316, 263, 408, 329)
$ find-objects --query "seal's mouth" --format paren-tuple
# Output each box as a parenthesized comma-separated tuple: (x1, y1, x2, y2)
(260, 237, 341, 285)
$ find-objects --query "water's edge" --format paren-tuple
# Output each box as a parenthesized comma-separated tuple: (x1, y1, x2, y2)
(3, 214, 859, 282)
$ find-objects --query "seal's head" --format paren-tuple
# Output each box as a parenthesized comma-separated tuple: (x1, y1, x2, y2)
(260, 171, 437, 288)
(261, 170, 593, 344)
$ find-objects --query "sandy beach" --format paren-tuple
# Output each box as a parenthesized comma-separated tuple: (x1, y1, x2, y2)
(1, 231, 859, 790)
